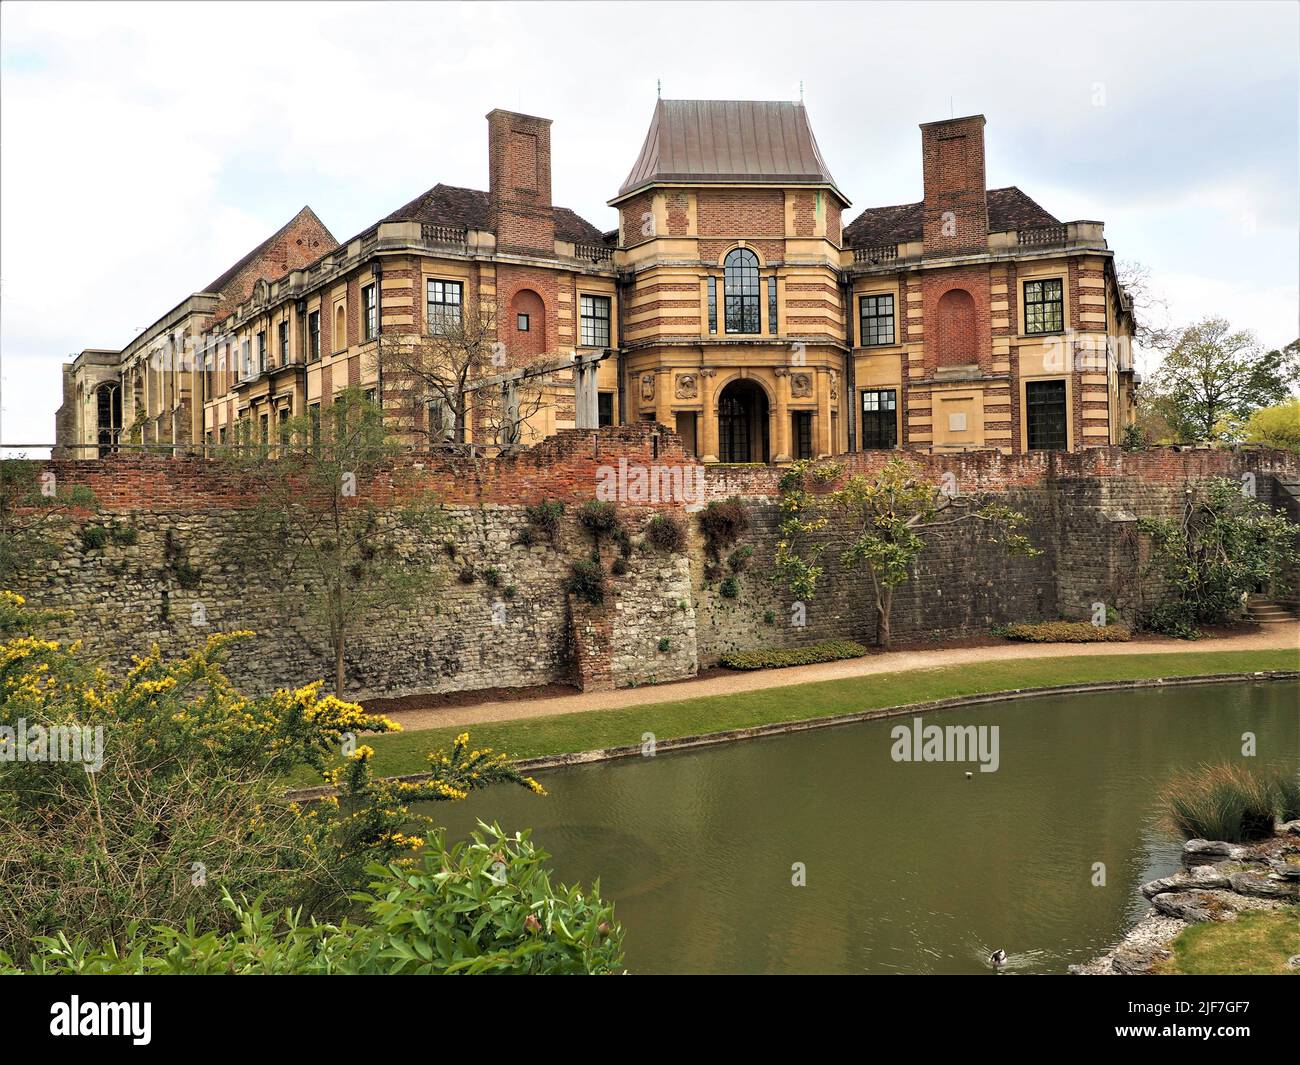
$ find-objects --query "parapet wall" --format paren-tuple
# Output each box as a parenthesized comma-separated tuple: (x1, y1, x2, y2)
(6, 428, 1296, 699)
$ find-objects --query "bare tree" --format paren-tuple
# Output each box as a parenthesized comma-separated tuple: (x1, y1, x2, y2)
(378, 310, 552, 454)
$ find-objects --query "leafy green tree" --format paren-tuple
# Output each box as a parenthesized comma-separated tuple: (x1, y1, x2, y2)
(1137, 477, 1299, 637)
(1243, 398, 1300, 454)
(774, 459, 1039, 651)
(224, 389, 443, 696)
(1146, 321, 1299, 443)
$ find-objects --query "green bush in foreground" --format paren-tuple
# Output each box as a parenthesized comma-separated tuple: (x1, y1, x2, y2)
(1163, 764, 1300, 843)
(2, 824, 623, 975)
(720, 639, 869, 671)
(993, 621, 1132, 643)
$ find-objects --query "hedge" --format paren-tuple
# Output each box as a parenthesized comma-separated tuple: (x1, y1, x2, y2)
(992, 621, 1132, 643)
(719, 639, 870, 670)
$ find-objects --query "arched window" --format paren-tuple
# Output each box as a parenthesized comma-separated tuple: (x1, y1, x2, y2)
(723, 248, 760, 334)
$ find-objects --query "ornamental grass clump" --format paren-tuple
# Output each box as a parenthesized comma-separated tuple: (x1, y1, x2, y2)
(1162, 763, 1298, 843)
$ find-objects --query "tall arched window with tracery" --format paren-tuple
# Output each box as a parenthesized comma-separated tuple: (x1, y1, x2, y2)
(723, 248, 760, 334)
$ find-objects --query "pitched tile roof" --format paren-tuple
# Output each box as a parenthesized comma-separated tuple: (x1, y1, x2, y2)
(843, 186, 1059, 246)
(616, 99, 845, 202)
(382, 183, 607, 244)
(203, 206, 337, 294)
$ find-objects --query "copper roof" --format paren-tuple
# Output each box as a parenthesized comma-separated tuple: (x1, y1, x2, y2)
(615, 99, 845, 203)
(844, 187, 1059, 247)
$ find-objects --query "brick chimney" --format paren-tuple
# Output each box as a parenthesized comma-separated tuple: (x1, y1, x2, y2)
(487, 109, 554, 255)
(920, 114, 988, 256)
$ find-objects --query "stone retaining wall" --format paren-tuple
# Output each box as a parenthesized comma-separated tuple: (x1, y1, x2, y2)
(5, 429, 1296, 698)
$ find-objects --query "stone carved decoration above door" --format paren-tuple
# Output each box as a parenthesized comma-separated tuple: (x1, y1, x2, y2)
(674, 373, 698, 400)
(640, 373, 656, 402)
(790, 372, 813, 399)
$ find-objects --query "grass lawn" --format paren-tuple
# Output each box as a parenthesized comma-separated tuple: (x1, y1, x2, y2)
(282, 648, 1299, 788)
(1155, 908, 1300, 975)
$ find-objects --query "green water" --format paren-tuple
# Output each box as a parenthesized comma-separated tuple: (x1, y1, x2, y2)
(424, 681, 1300, 975)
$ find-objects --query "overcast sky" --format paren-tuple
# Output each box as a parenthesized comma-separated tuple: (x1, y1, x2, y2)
(2, 0, 1296, 453)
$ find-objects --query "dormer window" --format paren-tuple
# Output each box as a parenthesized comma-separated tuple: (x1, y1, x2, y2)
(723, 248, 760, 334)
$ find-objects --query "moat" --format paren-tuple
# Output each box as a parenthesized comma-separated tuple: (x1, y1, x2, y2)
(427, 681, 1300, 974)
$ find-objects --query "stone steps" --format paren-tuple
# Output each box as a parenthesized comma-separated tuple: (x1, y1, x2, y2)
(1245, 596, 1299, 623)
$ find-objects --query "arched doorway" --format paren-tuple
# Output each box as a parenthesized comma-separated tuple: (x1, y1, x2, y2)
(717, 378, 770, 463)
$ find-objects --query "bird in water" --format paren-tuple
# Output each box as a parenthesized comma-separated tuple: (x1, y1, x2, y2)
(989, 949, 1008, 969)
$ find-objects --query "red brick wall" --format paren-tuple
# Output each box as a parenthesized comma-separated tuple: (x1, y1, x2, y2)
(697, 189, 784, 238)
(21, 430, 1298, 515)
(921, 267, 991, 373)
(211, 210, 337, 323)
(487, 109, 555, 255)
(494, 265, 558, 365)
(921, 115, 989, 257)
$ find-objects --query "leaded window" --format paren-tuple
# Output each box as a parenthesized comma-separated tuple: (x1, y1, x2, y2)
(767, 277, 778, 334)
(723, 248, 760, 334)
(707, 277, 717, 334)
(1026, 379, 1067, 450)
(860, 294, 895, 347)
(580, 295, 611, 347)
(426, 279, 463, 335)
(861, 389, 898, 449)
(1024, 278, 1064, 334)
(362, 284, 377, 341)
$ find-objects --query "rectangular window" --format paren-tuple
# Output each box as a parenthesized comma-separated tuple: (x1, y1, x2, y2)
(517, 313, 530, 332)
(859, 294, 895, 347)
(308, 403, 321, 453)
(308, 311, 321, 361)
(362, 284, 377, 341)
(256, 331, 266, 373)
(1024, 278, 1064, 334)
(241, 339, 251, 378)
(277, 407, 290, 445)
(597, 391, 614, 427)
(861, 389, 898, 449)
(767, 277, 778, 335)
(259, 412, 270, 444)
(426, 279, 463, 334)
(1026, 379, 1068, 450)
(793, 411, 814, 460)
(707, 277, 717, 334)
(278, 321, 289, 366)
(580, 295, 611, 347)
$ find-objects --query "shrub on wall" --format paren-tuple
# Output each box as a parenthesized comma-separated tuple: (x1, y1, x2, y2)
(645, 513, 685, 553)
(568, 558, 606, 605)
(992, 621, 1132, 643)
(719, 639, 869, 671)
(698, 497, 750, 563)
(523, 501, 565, 545)
(577, 500, 620, 538)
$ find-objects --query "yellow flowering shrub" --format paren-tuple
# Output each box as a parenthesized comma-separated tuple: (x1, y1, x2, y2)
(0, 591, 547, 966)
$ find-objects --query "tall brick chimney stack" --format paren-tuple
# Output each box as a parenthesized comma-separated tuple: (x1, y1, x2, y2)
(487, 109, 554, 255)
(920, 114, 989, 256)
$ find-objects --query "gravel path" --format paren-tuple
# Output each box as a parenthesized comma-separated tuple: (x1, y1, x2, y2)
(386, 623, 1300, 733)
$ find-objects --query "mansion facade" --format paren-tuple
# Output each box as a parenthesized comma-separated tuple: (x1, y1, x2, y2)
(55, 101, 1137, 462)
